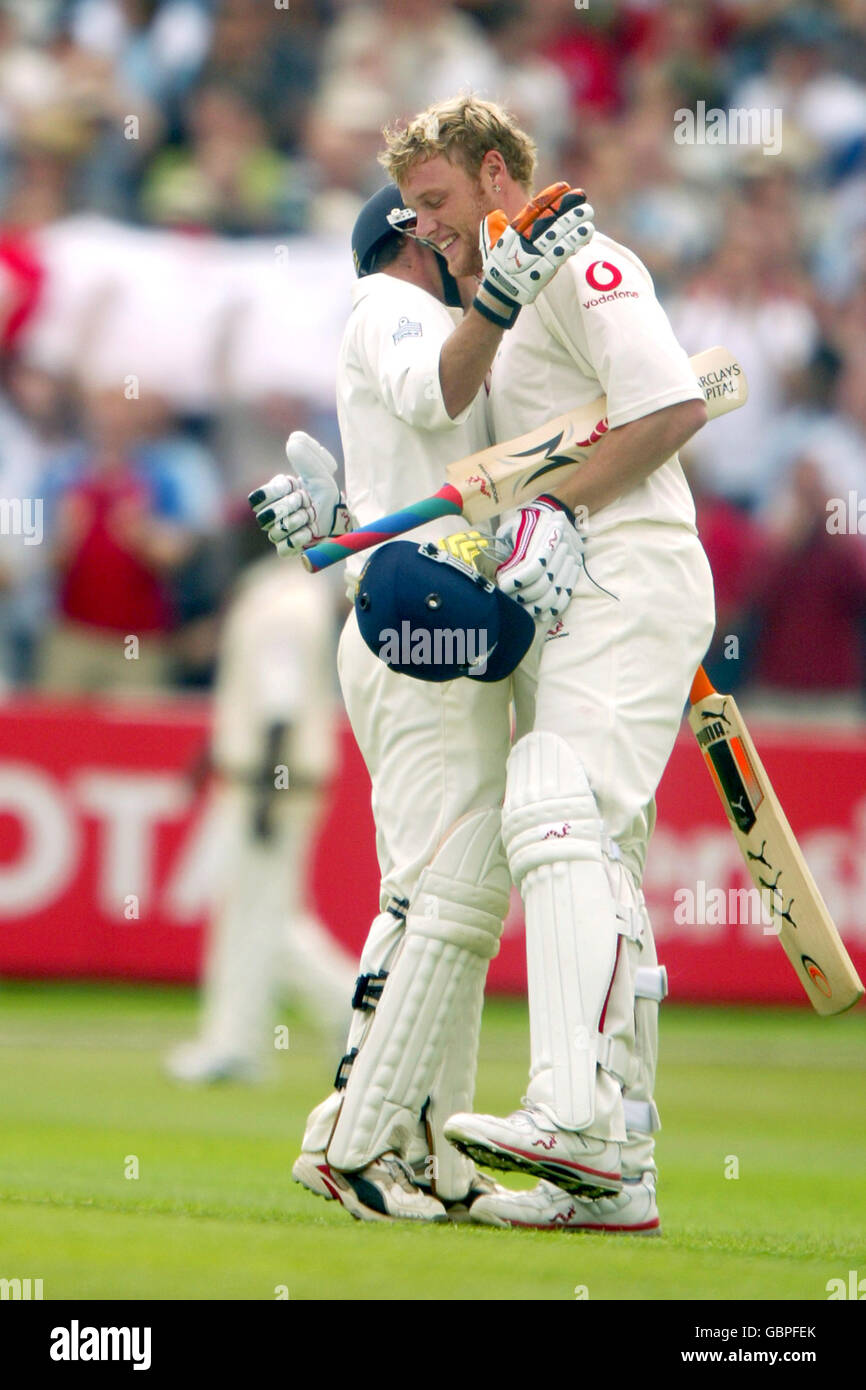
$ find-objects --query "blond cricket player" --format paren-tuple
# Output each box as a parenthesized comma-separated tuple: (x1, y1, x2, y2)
(377, 96, 716, 1233)
(250, 183, 592, 1221)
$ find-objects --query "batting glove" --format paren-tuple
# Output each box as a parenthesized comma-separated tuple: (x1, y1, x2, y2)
(248, 431, 352, 557)
(474, 188, 595, 330)
(495, 495, 584, 623)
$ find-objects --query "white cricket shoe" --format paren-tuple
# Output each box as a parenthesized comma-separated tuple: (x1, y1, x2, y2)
(165, 1041, 261, 1084)
(292, 1150, 448, 1223)
(411, 1162, 513, 1223)
(444, 1103, 622, 1198)
(469, 1172, 661, 1234)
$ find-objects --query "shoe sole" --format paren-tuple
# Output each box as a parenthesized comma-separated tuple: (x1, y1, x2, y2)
(447, 1135, 622, 1200)
(473, 1211, 661, 1234)
(292, 1155, 447, 1224)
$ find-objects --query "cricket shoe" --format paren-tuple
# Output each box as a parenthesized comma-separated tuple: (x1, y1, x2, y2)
(469, 1172, 660, 1234)
(412, 1163, 513, 1223)
(444, 1103, 622, 1198)
(164, 1041, 261, 1084)
(292, 1150, 448, 1224)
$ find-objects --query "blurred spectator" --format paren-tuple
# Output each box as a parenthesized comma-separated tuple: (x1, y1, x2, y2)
(140, 83, 309, 233)
(306, 0, 497, 225)
(668, 221, 819, 510)
(69, 0, 211, 106)
(478, 2, 571, 179)
(0, 365, 78, 685)
(535, 0, 623, 117)
(730, 19, 866, 171)
(745, 453, 866, 712)
(689, 471, 765, 693)
(197, 0, 324, 154)
(752, 348, 866, 515)
(36, 388, 218, 693)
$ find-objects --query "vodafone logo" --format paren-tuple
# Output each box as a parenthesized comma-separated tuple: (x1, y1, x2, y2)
(586, 261, 623, 291)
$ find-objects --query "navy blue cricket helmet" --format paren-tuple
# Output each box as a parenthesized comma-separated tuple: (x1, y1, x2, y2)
(350, 184, 462, 307)
(354, 540, 535, 683)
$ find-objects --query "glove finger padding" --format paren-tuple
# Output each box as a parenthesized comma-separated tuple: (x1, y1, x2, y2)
(526, 188, 589, 242)
(475, 190, 595, 329)
(248, 472, 297, 509)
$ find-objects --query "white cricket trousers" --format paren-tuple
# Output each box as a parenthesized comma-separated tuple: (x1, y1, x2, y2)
(520, 521, 716, 875)
(337, 609, 513, 908)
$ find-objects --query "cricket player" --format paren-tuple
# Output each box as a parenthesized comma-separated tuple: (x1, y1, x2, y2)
(250, 183, 591, 1221)
(167, 554, 356, 1084)
(379, 96, 715, 1232)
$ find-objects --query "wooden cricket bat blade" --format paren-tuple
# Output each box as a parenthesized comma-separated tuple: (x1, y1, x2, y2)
(450, 345, 746, 523)
(303, 345, 745, 571)
(688, 669, 864, 1016)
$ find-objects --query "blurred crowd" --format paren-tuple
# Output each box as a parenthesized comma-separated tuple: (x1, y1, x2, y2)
(0, 0, 865, 711)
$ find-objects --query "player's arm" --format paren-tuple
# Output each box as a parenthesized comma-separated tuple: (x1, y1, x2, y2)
(549, 396, 707, 517)
(541, 244, 707, 515)
(439, 190, 595, 419)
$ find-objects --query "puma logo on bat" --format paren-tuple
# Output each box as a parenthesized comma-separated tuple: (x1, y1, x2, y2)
(701, 699, 731, 727)
(747, 840, 772, 868)
(758, 869, 782, 897)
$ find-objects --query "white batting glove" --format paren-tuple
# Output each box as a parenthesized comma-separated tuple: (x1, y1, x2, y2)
(474, 188, 595, 329)
(248, 431, 352, 557)
(495, 495, 584, 623)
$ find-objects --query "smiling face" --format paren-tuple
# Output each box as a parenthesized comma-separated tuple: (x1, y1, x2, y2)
(399, 154, 497, 279)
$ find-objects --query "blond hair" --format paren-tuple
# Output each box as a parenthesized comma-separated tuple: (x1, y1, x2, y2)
(379, 95, 537, 190)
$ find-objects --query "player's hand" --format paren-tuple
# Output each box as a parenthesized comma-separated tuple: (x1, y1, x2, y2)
(248, 432, 351, 556)
(494, 495, 584, 623)
(473, 186, 595, 330)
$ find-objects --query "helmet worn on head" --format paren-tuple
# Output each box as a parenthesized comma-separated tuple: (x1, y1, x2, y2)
(350, 184, 462, 307)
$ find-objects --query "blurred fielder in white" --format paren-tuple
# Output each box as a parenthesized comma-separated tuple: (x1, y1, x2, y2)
(167, 553, 355, 1083)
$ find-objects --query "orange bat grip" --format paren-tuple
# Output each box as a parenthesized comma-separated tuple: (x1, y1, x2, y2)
(689, 665, 717, 705)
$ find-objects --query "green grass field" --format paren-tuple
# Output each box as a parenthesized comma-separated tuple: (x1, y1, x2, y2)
(1, 982, 864, 1302)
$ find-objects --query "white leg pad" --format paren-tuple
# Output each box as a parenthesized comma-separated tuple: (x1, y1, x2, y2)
(326, 809, 510, 1186)
(422, 947, 488, 1198)
(503, 732, 628, 1136)
(301, 902, 408, 1153)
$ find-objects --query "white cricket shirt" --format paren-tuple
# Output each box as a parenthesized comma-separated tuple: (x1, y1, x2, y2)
(488, 232, 704, 534)
(337, 272, 491, 586)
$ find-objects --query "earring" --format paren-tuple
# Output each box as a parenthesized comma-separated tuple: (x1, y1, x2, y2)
(493, 182, 502, 193)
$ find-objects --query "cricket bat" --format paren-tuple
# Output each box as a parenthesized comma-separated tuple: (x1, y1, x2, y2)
(302, 344, 747, 572)
(688, 666, 864, 1016)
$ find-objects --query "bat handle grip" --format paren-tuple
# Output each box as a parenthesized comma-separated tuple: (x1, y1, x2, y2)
(302, 485, 465, 573)
(689, 665, 716, 705)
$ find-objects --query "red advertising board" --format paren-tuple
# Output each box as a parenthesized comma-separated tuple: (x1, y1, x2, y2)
(0, 699, 864, 1005)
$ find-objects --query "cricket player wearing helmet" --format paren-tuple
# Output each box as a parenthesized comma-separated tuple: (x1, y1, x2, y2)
(250, 182, 590, 1221)
(380, 95, 715, 1232)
